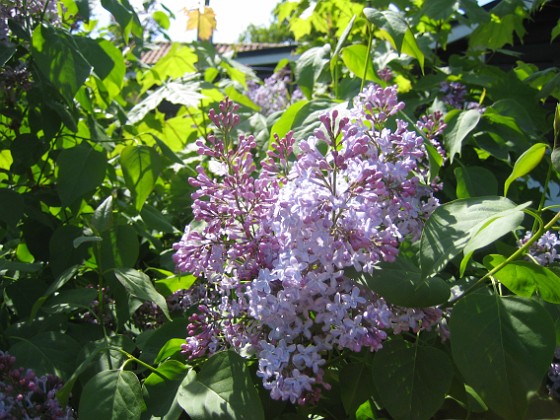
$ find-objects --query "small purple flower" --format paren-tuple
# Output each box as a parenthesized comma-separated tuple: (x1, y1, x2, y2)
(0, 351, 74, 419)
(520, 230, 560, 266)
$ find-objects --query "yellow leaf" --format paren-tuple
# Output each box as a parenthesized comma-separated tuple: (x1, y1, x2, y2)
(184, 6, 217, 41)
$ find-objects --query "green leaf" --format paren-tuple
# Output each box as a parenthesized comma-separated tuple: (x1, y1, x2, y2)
(9, 332, 81, 381)
(91, 196, 114, 233)
(30, 265, 79, 319)
(552, 19, 560, 42)
(154, 338, 186, 364)
(295, 45, 330, 98)
(42, 288, 98, 314)
(114, 268, 171, 320)
(352, 254, 450, 307)
(140, 44, 198, 93)
(420, 196, 526, 278)
(372, 340, 453, 420)
(143, 360, 188, 418)
(331, 14, 356, 63)
(31, 25, 92, 104)
(74, 37, 126, 100)
(420, 0, 458, 20)
(178, 350, 265, 420)
(79, 370, 144, 420)
(0, 45, 16, 67)
(449, 294, 555, 419)
(120, 145, 162, 212)
(141, 203, 179, 234)
(137, 318, 189, 364)
(129, 80, 203, 124)
(340, 363, 375, 416)
(551, 148, 560, 174)
(49, 225, 90, 277)
(224, 85, 259, 111)
(454, 166, 498, 199)
(99, 224, 139, 270)
(485, 255, 560, 303)
(459, 201, 529, 275)
(443, 109, 481, 163)
(363, 9, 424, 72)
(269, 100, 308, 144)
(0, 189, 25, 228)
(341, 44, 379, 82)
(152, 10, 170, 30)
(155, 274, 197, 296)
(504, 143, 548, 196)
(100, 0, 143, 43)
(56, 143, 107, 207)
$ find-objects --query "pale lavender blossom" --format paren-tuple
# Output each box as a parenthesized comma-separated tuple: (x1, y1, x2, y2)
(520, 230, 560, 266)
(440, 81, 485, 112)
(173, 85, 447, 404)
(247, 68, 304, 116)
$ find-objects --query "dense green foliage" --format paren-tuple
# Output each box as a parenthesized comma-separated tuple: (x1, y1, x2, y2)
(1, 0, 560, 418)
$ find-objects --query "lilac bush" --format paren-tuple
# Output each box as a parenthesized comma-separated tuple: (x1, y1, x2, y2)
(173, 84, 447, 404)
(0, 351, 74, 419)
(247, 68, 304, 116)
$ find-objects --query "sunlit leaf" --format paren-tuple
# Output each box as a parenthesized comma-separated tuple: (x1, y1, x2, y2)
(120, 145, 162, 211)
(178, 350, 264, 420)
(484, 255, 560, 303)
(444, 109, 481, 163)
(31, 25, 92, 104)
(420, 196, 526, 278)
(341, 44, 379, 82)
(185, 6, 217, 41)
(504, 143, 548, 196)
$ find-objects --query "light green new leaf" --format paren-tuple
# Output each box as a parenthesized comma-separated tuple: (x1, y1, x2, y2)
(363, 9, 424, 73)
(79, 370, 144, 420)
(178, 350, 264, 420)
(140, 44, 198, 93)
(485, 255, 560, 303)
(443, 109, 481, 163)
(372, 340, 453, 420)
(420, 196, 526, 278)
(120, 145, 162, 211)
(269, 100, 308, 144)
(449, 294, 555, 419)
(56, 143, 107, 207)
(154, 274, 197, 296)
(504, 143, 548, 196)
(114, 268, 171, 320)
(341, 44, 379, 82)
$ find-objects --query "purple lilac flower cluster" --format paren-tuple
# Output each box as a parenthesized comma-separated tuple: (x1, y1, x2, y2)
(0, 351, 74, 419)
(173, 85, 446, 404)
(247, 68, 304, 116)
(439, 81, 485, 113)
(0, 0, 59, 45)
(520, 230, 560, 266)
